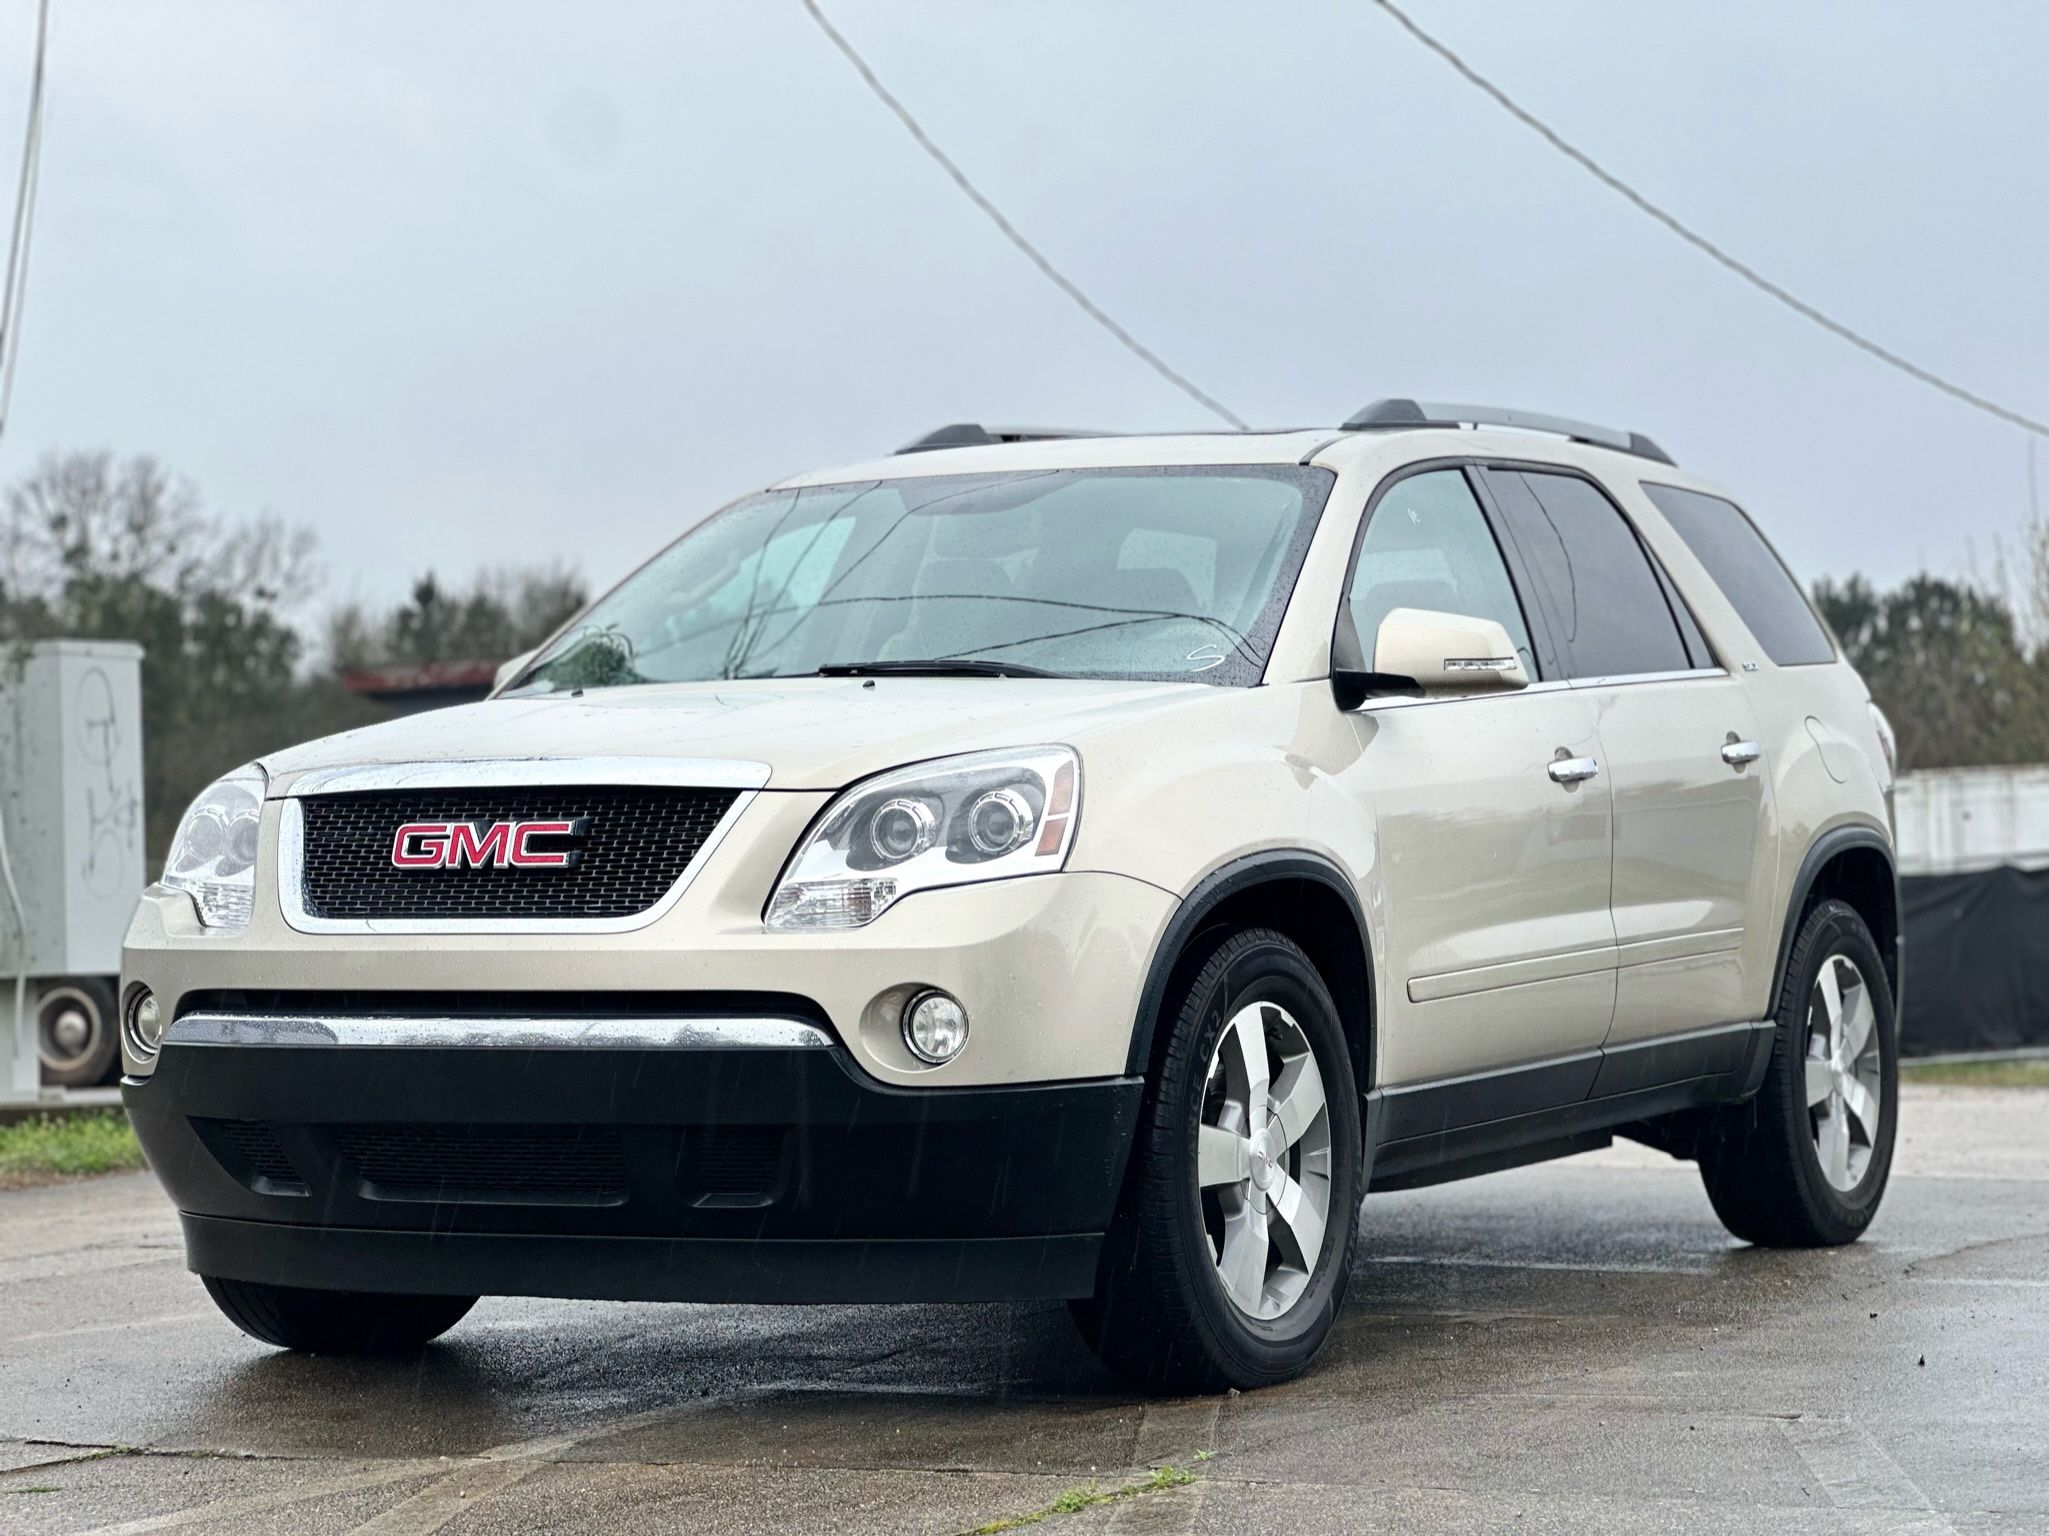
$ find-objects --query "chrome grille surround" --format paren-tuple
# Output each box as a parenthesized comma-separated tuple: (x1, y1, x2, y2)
(275, 757, 768, 935)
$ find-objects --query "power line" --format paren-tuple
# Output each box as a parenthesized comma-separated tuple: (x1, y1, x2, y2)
(796, 0, 1250, 431)
(1368, 0, 2049, 440)
(0, 0, 51, 443)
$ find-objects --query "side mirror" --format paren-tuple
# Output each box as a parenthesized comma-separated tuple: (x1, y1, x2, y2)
(1332, 607, 1529, 708)
(492, 649, 537, 693)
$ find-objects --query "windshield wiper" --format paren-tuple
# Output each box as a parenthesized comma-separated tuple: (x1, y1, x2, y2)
(813, 658, 1062, 679)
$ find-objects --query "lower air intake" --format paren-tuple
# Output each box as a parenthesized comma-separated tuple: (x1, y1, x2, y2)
(680, 1126, 790, 1207)
(194, 1118, 308, 1194)
(339, 1124, 628, 1205)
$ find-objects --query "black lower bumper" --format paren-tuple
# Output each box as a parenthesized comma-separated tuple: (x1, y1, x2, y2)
(178, 1218, 1104, 1304)
(125, 1034, 1142, 1304)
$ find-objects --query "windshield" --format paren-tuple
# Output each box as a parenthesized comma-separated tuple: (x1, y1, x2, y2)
(508, 465, 1334, 691)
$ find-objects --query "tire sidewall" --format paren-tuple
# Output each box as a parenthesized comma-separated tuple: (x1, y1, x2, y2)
(1167, 933, 1361, 1376)
(1777, 902, 1898, 1231)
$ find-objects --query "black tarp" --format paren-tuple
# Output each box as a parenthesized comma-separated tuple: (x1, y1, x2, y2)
(1900, 866, 2049, 1055)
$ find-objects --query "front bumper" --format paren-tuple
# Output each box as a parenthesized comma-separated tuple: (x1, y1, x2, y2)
(123, 791, 1178, 1089)
(125, 1016, 1143, 1303)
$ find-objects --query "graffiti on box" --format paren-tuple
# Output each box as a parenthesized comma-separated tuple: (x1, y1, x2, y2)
(76, 666, 142, 900)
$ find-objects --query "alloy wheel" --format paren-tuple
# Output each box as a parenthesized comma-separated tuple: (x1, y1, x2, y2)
(1196, 1000, 1333, 1319)
(1805, 953, 1883, 1192)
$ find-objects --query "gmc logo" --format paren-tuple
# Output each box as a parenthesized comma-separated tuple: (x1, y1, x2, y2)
(390, 818, 589, 870)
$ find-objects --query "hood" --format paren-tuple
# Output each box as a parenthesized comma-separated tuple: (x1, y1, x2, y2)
(261, 676, 1223, 792)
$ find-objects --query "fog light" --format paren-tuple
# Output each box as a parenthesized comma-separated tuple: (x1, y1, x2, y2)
(902, 989, 968, 1065)
(124, 989, 164, 1060)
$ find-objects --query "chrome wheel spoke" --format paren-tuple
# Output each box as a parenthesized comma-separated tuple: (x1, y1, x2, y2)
(1217, 1205, 1270, 1314)
(1268, 1171, 1326, 1271)
(1841, 983, 1876, 1064)
(1840, 1073, 1880, 1141)
(1222, 1005, 1271, 1111)
(1817, 959, 1845, 1055)
(1822, 1103, 1852, 1188)
(1804, 1056, 1834, 1108)
(1197, 1124, 1251, 1189)
(1271, 1058, 1327, 1151)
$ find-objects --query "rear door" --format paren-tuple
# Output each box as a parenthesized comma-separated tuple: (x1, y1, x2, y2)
(1337, 465, 1617, 1089)
(1479, 466, 1776, 1045)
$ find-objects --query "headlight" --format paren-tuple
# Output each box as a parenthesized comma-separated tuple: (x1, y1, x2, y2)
(160, 764, 266, 929)
(766, 746, 1079, 931)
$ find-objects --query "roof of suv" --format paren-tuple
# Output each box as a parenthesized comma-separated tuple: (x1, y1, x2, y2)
(773, 400, 1692, 492)
(775, 429, 1345, 489)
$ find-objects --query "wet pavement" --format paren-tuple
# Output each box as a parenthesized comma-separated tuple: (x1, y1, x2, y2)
(1, 1084, 2043, 1534)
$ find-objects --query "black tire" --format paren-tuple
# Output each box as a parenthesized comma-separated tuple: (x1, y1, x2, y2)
(202, 1276, 477, 1353)
(1700, 899, 1897, 1246)
(1074, 927, 1362, 1393)
(37, 977, 119, 1088)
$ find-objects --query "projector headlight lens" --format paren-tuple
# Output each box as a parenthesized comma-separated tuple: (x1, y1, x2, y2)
(868, 797, 939, 863)
(765, 746, 1079, 931)
(966, 788, 1033, 856)
(160, 764, 266, 930)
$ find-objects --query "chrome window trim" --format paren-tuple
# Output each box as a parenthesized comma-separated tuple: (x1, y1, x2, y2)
(1354, 667, 1727, 713)
(1357, 678, 1567, 713)
(166, 1012, 833, 1050)
(278, 757, 772, 796)
(277, 767, 760, 935)
(1567, 667, 1728, 689)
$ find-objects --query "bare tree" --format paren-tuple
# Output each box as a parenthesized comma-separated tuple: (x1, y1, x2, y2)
(1, 450, 316, 615)
(1, 450, 337, 858)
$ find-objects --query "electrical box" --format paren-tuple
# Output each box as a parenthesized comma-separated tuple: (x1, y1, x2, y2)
(0, 640, 147, 979)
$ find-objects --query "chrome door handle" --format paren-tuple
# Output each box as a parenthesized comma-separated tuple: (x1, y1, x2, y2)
(1547, 755, 1600, 785)
(1721, 740, 1762, 768)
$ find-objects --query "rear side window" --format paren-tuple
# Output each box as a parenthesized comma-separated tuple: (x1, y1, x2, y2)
(1642, 483, 1835, 666)
(1481, 469, 1691, 679)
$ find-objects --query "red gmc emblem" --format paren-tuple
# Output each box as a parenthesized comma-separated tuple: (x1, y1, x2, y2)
(390, 818, 589, 870)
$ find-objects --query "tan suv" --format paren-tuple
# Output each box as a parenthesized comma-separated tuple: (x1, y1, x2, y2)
(120, 400, 1902, 1390)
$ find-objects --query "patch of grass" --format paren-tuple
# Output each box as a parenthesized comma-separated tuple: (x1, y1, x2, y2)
(4, 1486, 63, 1495)
(0, 1111, 145, 1189)
(966, 1463, 1200, 1534)
(1902, 1059, 2049, 1089)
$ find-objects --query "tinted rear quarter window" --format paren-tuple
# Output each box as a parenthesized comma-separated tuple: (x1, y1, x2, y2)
(1641, 483, 1835, 666)
(1481, 468, 1690, 679)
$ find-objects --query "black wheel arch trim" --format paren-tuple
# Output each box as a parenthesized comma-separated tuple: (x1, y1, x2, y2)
(1771, 822, 1901, 1008)
(1123, 848, 1374, 1080)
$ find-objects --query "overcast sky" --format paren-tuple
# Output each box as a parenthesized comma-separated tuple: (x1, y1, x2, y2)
(4, 1, 2045, 621)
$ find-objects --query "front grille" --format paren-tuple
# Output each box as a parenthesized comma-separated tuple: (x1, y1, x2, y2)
(194, 1118, 307, 1193)
(297, 785, 739, 921)
(338, 1124, 628, 1204)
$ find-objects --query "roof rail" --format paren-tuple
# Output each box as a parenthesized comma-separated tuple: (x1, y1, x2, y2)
(1340, 398, 1675, 466)
(895, 423, 1115, 455)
